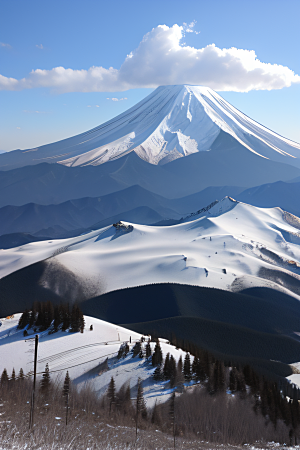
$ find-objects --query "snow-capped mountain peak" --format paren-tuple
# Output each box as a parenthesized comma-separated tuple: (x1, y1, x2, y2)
(1, 85, 300, 170)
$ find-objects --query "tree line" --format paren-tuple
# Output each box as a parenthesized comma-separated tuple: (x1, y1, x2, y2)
(117, 335, 300, 444)
(2, 330, 300, 445)
(17, 301, 85, 334)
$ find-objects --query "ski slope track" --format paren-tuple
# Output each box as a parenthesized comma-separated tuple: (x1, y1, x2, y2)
(1, 197, 300, 305)
(1, 85, 300, 170)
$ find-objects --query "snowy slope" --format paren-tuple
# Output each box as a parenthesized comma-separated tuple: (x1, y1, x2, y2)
(1, 197, 300, 301)
(0, 85, 300, 170)
(0, 314, 189, 406)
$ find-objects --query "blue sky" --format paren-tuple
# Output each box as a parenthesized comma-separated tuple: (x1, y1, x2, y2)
(1, 0, 299, 151)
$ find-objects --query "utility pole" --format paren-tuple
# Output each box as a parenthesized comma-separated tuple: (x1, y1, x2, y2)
(29, 334, 39, 430)
(170, 391, 176, 449)
(135, 389, 139, 443)
(65, 392, 69, 426)
(135, 407, 138, 442)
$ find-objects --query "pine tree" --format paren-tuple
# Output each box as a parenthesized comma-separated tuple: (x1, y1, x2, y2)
(116, 382, 131, 413)
(163, 353, 171, 380)
(117, 344, 125, 359)
(192, 356, 199, 377)
(63, 371, 71, 403)
(138, 346, 144, 359)
(236, 369, 246, 397)
(169, 355, 177, 387)
(132, 341, 141, 358)
(151, 400, 161, 425)
(202, 350, 211, 377)
(229, 368, 237, 392)
(177, 355, 183, 374)
(18, 367, 24, 381)
(61, 304, 70, 331)
(70, 305, 80, 332)
(107, 376, 116, 412)
(243, 365, 253, 386)
(69, 304, 85, 333)
(124, 343, 129, 357)
(11, 368, 16, 382)
(40, 363, 51, 394)
(145, 339, 152, 359)
(35, 302, 43, 329)
(124, 384, 131, 405)
(43, 301, 54, 330)
(1, 368, 8, 385)
(80, 309, 85, 333)
(183, 353, 191, 381)
(136, 378, 147, 420)
(17, 309, 30, 329)
(194, 357, 206, 382)
(212, 360, 225, 393)
(175, 356, 185, 389)
(53, 306, 61, 332)
(291, 388, 299, 431)
(152, 340, 163, 366)
(153, 364, 163, 381)
(28, 307, 36, 328)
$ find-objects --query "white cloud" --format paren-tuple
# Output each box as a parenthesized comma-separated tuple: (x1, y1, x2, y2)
(0, 24, 299, 93)
(107, 97, 127, 101)
(0, 42, 11, 48)
(183, 21, 200, 34)
(23, 110, 50, 114)
(36, 44, 44, 50)
(16, 127, 21, 129)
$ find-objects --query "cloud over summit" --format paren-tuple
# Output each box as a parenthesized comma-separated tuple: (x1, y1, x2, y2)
(0, 24, 299, 93)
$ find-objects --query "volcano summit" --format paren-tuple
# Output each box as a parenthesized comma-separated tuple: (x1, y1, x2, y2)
(1, 85, 300, 170)
(1, 85, 300, 210)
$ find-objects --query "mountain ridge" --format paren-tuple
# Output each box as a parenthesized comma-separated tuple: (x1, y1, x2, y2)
(1, 142, 300, 208)
(1, 197, 300, 304)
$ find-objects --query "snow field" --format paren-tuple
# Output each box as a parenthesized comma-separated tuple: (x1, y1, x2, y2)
(1, 198, 300, 302)
(0, 314, 191, 407)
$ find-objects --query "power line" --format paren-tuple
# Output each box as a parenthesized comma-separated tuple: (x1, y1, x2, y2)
(24, 338, 140, 378)
(35, 349, 118, 375)
(37, 339, 125, 364)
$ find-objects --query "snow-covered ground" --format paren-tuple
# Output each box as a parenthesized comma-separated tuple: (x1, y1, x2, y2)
(0, 314, 190, 407)
(1, 197, 300, 302)
(1, 85, 299, 169)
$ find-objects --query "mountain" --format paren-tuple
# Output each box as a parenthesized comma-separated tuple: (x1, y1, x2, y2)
(1, 137, 300, 208)
(0, 299, 299, 396)
(2, 197, 300, 383)
(4, 180, 300, 242)
(1, 197, 300, 309)
(236, 181, 300, 217)
(0, 232, 52, 249)
(0, 185, 245, 238)
(1, 85, 300, 209)
(1, 85, 300, 171)
(0, 185, 181, 236)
